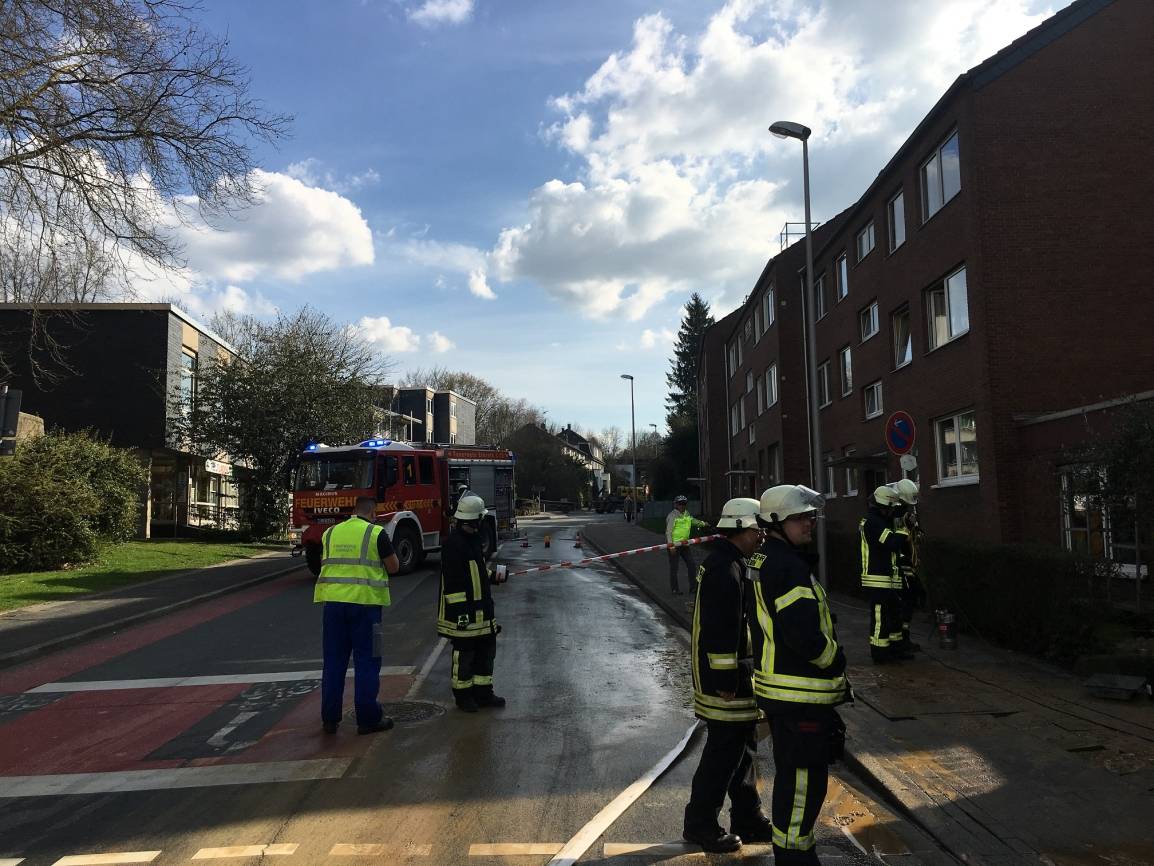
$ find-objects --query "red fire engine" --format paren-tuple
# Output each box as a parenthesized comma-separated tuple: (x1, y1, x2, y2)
(289, 439, 516, 575)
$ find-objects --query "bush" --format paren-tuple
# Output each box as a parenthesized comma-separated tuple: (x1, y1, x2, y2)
(0, 431, 147, 572)
(918, 536, 1115, 663)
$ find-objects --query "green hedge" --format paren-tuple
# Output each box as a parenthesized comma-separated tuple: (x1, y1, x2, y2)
(0, 431, 147, 572)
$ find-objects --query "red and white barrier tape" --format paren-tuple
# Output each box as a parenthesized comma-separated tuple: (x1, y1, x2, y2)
(507, 534, 721, 577)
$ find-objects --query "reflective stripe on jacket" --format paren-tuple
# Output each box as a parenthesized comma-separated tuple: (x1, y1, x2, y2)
(749, 538, 847, 711)
(859, 512, 904, 590)
(691, 540, 760, 723)
(437, 528, 497, 638)
(314, 517, 391, 606)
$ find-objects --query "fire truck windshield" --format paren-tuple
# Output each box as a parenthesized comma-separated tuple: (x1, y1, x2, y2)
(296, 453, 375, 491)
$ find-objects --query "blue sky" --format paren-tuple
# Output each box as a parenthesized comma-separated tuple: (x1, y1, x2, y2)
(150, 0, 1070, 439)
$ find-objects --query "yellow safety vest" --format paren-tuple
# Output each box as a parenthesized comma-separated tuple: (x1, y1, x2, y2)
(314, 517, 391, 606)
(672, 512, 696, 542)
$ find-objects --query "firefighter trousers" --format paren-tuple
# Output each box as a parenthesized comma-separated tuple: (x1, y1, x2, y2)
(683, 719, 762, 835)
(451, 633, 497, 703)
(865, 589, 903, 658)
(767, 709, 840, 865)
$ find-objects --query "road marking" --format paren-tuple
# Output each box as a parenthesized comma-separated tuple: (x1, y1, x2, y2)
(470, 844, 564, 856)
(0, 758, 351, 797)
(603, 842, 771, 857)
(547, 722, 702, 866)
(406, 638, 448, 700)
(27, 668, 415, 693)
(0, 859, 23, 865)
(192, 845, 298, 859)
(330, 844, 432, 856)
(52, 854, 160, 865)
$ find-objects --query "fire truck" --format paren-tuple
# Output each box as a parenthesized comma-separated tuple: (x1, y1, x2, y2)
(290, 439, 516, 576)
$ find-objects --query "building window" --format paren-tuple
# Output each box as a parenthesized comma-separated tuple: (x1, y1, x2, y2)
(730, 402, 740, 436)
(744, 318, 753, 341)
(856, 223, 875, 261)
(888, 191, 905, 251)
(813, 273, 827, 320)
(728, 343, 736, 377)
(921, 130, 961, 221)
(755, 301, 764, 341)
(936, 409, 978, 482)
(749, 424, 756, 444)
(824, 455, 836, 498)
(844, 446, 859, 496)
(737, 337, 743, 369)
(756, 375, 765, 414)
(746, 370, 754, 394)
(893, 306, 913, 368)
(838, 345, 853, 396)
(817, 361, 831, 408)
(863, 466, 886, 496)
(767, 442, 781, 485)
(927, 265, 970, 350)
(1060, 469, 1150, 578)
(179, 350, 198, 413)
(763, 286, 775, 329)
(765, 364, 778, 408)
(835, 253, 849, 301)
(739, 397, 746, 430)
(859, 301, 879, 342)
(864, 381, 883, 419)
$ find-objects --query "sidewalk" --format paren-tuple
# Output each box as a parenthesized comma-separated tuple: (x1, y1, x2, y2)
(583, 519, 1154, 866)
(0, 551, 306, 668)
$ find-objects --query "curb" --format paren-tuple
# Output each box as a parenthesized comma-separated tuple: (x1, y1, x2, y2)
(0, 559, 308, 670)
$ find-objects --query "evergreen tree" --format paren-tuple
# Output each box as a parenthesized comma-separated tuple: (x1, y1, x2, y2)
(665, 294, 714, 429)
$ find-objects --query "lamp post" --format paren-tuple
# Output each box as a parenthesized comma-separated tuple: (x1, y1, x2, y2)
(620, 374, 637, 502)
(770, 119, 827, 588)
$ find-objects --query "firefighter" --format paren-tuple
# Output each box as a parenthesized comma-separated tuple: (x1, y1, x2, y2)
(315, 496, 400, 736)
(750, 485, 849, 866)
(890, 479, 924, 653)
(860, 485, 911, 663)
(437, 494, 506, 713)
(683, 498, 772, 854)
(666, 494, 710, 594)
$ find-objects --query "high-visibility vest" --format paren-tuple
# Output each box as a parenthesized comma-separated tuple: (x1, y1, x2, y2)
(672, 512, 696, 542)
(314, 517, 391, 606)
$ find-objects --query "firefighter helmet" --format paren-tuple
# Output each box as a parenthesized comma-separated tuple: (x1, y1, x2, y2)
(891, 478, 919, 505)
(873, 484, 902, 507)
(717, 498, 761, 530)
(759, 485, 824, 524)
(454, 494, 488, 522)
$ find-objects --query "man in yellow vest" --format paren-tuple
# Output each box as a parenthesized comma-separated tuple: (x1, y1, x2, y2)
(315, 496, 399, 735)
(750, 485, 849, 866)
(666, 494, 710, 594)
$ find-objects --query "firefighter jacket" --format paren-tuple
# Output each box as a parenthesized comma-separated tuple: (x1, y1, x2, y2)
(859, 508, 907, 590)
(691, 539, 760, 724)
(437, 527, 497, 639)
(749, 535, 848, 711)
(314, 517, 391, 606)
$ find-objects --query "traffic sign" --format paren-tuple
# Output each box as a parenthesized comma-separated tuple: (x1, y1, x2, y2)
(885, 411, 916, 455)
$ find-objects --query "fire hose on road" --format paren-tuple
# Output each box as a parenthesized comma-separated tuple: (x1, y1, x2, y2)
(497, 534, 722, 580)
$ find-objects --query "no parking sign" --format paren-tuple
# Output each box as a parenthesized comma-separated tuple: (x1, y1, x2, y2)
(885, 411, 916, 455)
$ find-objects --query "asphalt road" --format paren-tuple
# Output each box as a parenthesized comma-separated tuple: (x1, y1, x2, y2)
(0, 514, 946, 865)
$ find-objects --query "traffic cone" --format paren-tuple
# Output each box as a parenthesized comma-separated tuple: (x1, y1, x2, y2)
(574, 531, 582, 549)
(544, 534, 551, 548)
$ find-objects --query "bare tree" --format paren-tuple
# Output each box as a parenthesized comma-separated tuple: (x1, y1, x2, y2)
(596, 425, 624, 461)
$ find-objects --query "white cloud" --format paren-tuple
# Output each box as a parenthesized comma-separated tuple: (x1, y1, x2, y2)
(404, 239, 486, 273)
(639, 327, 676, 350)
(467, 268, 496, 300)
(481, 0, 1060, 319)
(356, 315, 421, 352)
(286, 158, 381, 194)
(426, 331, 455, 352)
(409, 0, 474, 27)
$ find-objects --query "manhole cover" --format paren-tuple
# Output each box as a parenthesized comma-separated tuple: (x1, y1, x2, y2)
(381, 700, 445, 724)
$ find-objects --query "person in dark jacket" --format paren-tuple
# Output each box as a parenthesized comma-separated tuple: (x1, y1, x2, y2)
(751, 485, 850, 866)
(436, 495, 505, 712)
(859, 484, 912, 663)
(683, 498, 772, 854)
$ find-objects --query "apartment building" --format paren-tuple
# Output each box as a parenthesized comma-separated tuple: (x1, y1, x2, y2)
(698, 0, 1154, 566)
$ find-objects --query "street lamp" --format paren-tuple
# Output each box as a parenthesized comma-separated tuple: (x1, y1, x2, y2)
(770, 119, 827, 588)
(620, 374, 637, 502)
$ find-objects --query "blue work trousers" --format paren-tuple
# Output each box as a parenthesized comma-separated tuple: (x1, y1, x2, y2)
(321, 601, 384, 728)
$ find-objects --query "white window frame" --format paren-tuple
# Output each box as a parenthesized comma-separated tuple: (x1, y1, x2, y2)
(839, 345, 852, 396)
(856, 222, 875, 262)
(731, 402, 740, 436)
(814, 273, 827, 320)
(859, 301, 879, 342)
(763, 286, 776, 329)
(756, 375, 765, 414)
(835, 253, 849, 301)
(746, 370, 754, 394)
(927, 265, 970, 351)
(935, 409, 979, 484)
(737, 337, 743, 369)
(739, 397, 746, 431)
(921, 130, 961, 221)
(888, 191, 906, 252)
(817, 361, 831, 408)
(749, 424, 756, 444)
(844, 447, 859, 496)
(727, 343, 736, 377)
(893, 305, 913, 369)
(864, 380, 883, 419)
(824, 455, 836, 498)
(1059, 469, 1149, 579)
(765, 364, 778, 408)
(744, 318, 753, 341)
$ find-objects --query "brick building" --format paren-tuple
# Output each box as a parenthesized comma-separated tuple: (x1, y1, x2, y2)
(697, 0, 1154, 570)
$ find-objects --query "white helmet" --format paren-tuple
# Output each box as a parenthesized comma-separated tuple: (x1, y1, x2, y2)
(717, 498, 761, 530)
(872, 484, 902, 508)
(759, 485, 824, 523)
(891, 478, 919, 506)
(454, 494, 488, 522)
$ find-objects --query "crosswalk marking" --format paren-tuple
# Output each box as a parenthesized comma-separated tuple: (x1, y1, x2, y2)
(27, 668, 415, 693)
(470, 844, 565, 856)
(52, 854, 160, 865)
(0, 859, 24, 865)
(330, 844, 433, 857)
(192, 844, 298, 859)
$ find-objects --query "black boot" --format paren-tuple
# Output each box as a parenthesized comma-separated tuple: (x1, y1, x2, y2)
(454, 688, 479, 713)
(474, 687, 506, 708)
(730, 811, 773, 843)
(683, 826, 742, 853)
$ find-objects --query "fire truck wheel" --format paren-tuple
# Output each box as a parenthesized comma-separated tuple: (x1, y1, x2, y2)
(305, 543, 322, 577)
(393, 524, 421, 575)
